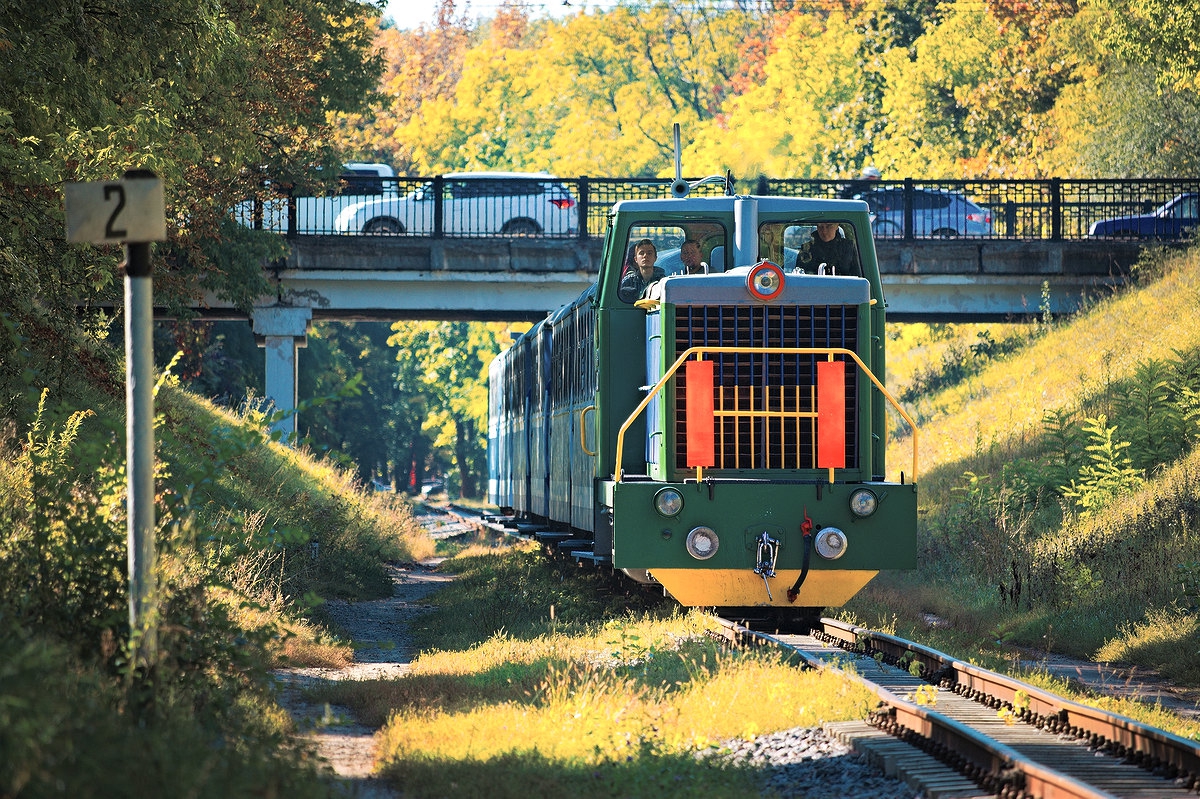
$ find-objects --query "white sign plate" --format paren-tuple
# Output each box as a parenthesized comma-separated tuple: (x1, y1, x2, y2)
(65, 177, 166, 244)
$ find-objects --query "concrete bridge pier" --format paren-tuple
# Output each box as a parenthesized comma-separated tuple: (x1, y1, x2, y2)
(252, 306, 312, 440)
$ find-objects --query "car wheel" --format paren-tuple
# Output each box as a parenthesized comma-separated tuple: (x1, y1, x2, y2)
(931, 227, 959, 238)
(502, 219, 542, 236)
(363, 217, 404, 235)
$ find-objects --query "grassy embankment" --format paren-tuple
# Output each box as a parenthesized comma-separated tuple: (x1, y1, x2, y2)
(846, 244, 1200, 692)
(0, 349, 434, 797)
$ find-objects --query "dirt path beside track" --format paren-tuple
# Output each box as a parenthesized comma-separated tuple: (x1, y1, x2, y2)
(273, 561, 452, 797)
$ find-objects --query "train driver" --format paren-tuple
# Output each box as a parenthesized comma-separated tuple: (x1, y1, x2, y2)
(797, 222, 861, 275)
(618, 238, 666, 302)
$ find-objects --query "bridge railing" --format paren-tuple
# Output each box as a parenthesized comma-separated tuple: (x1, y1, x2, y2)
(762, 177, 1200, 241)
(236, 176, 1200, 241)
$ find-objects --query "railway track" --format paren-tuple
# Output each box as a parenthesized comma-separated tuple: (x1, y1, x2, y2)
(442, 505, 1200, 797)
(717, 617, 1200, 799)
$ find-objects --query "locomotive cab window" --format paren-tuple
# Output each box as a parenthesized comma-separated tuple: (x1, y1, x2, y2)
(760, 220, 863, 277)
(617, 221, 726, 303)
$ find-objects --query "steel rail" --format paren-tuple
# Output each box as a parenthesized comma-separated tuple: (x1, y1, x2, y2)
(715, 616, 1199, 799)
(817, 618, 1200, 787)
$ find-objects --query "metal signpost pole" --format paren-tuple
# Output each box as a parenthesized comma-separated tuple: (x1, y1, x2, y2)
(65, 169, 165, 671)
(124, 236, 155, 666)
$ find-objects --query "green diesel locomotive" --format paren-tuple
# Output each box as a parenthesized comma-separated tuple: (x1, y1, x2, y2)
(488, 189, 918, 627)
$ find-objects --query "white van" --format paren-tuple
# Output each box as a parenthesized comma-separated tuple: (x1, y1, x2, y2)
(235, 163, 398, 234)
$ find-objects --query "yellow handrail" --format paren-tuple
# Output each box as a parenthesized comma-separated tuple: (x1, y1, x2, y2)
(579, 405, 597, 457)
(613, 346, 918, 483)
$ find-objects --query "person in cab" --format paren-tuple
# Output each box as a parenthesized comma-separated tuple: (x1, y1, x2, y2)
(797, 222, 861, 275)
(680, 239, 707, 274)
(618, 238, 666, 301)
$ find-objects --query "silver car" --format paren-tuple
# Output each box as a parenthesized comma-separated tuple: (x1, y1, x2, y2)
(335, 171, 578, 236)
(857, 187, 993, 238)
(234, 162, 398, 234)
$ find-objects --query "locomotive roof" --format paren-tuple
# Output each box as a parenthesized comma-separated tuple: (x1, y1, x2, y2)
(609, 194, 871, 216)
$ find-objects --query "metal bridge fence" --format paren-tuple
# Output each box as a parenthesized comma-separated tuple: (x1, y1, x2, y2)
(235, 175, 1200, 242)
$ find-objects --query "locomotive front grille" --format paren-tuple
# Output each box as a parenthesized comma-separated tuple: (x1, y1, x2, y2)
(673, 304, 859, 471)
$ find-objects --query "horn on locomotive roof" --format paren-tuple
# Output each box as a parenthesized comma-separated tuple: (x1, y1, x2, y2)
(670, 123, 690, 198)
(669, 123, 736, 197)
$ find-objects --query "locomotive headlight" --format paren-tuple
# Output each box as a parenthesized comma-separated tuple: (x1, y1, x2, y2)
(849, 488, 878, 517)
(654, 487, 684, 517)
(814, 527, 847, 560)
(746, 260, 785, 301)
(685, 526, 720, 560)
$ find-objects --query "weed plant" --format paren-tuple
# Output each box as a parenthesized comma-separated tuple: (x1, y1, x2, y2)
(0, 337, 433, 796)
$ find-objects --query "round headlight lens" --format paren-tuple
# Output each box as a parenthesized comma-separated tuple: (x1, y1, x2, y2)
(654, 487, 684, 517)
(746, 260, 785, 301)
(814, 527, 847, 560)
(849, 488, 878, 517)
(685, 526, 720, 560)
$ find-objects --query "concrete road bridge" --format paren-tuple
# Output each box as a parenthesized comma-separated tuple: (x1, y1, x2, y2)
(203, 234, 1140, 323)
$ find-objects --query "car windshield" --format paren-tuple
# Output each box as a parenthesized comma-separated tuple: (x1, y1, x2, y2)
(1167, 195, 1199, 218)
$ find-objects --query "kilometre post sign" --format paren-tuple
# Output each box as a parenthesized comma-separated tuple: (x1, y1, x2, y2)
(64, 169, 165, 670)
(64, 175, 166, 244)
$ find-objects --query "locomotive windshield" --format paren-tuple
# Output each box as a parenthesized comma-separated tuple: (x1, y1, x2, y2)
(617, 219, 727, 303)
(759, 220, 863, 276)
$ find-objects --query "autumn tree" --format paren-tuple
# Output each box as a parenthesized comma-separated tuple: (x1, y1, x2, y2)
(0, 0, 383, 420)
(1096, 0, 1200, 93)
(1052, 0, 1200, 176)
(685, 7, 873, 180)
(298, 322, 415, 487)
(387, 321, 508, 498)
(332, 0, 477, 169)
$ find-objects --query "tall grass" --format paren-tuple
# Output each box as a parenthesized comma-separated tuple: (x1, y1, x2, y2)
(0, 347, 435, 796)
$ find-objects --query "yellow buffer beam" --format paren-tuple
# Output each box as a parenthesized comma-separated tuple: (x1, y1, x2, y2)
(648, 569, 879, 608)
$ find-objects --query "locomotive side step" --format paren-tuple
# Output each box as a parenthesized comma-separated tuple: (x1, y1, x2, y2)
(534, 531, 572, 544)
(570, 551, 611, 564)
(554, 539, 593, 552)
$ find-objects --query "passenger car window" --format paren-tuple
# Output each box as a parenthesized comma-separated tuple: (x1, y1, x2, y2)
(450, 179, 545, 198)
(914, 193, 951, 211)
(338, 171, 386, 195)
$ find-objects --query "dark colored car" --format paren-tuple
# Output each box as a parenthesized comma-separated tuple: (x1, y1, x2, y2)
(856, 187, 993, 238)
(1088, 193, 1200, 239)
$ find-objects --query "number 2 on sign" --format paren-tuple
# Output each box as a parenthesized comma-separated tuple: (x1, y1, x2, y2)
(104, 184, 127, 239)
